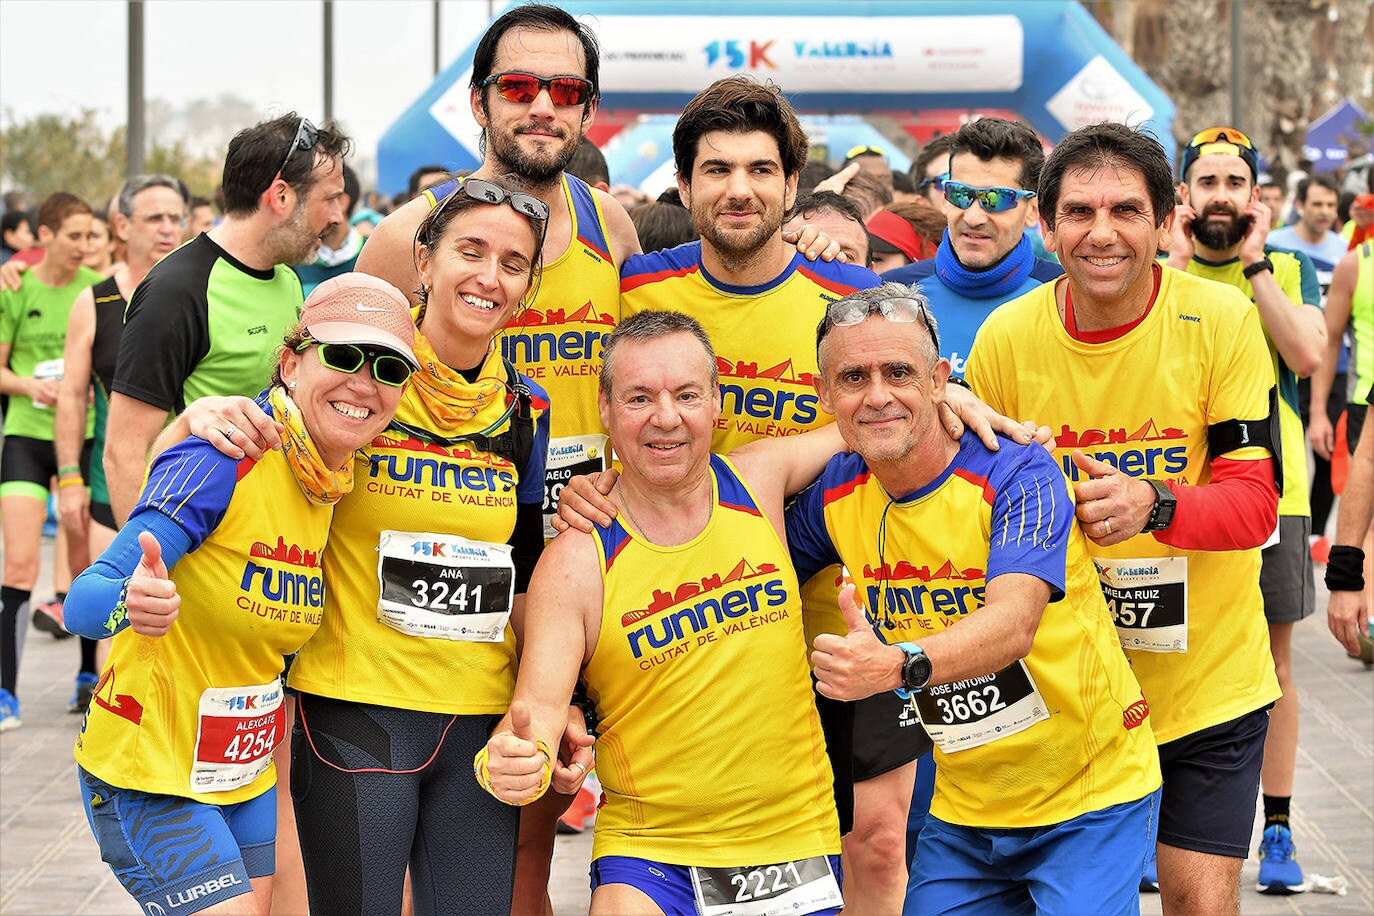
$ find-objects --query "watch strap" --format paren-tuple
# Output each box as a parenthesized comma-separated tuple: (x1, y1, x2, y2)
(1142, 478, 1176, 531)
(1242, 257, 1273, 279)
(894, 641, 926, 699)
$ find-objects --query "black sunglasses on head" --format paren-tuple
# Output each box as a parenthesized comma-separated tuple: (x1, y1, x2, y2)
(278, 118, 319, 179)
(449, 178, 550, 222)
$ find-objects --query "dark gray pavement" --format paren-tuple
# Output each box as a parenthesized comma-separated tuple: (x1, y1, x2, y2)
(2, 539, 1369, 914)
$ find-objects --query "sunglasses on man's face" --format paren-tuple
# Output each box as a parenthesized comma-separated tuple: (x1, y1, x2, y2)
(483, 71, 594, 107)
(296, 341, 414, 388)
(943, 180, 1036, 214)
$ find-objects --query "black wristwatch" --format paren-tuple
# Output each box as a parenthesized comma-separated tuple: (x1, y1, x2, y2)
(1242, 257, 1274, 279)
(1142, 478, 1177, 531)
(896, 642, 932, 694)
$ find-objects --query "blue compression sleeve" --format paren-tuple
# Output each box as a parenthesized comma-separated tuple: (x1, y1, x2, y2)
(64, 510, 194, 639)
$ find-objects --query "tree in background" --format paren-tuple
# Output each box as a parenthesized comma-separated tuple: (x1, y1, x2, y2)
(0, 110, 220, 206)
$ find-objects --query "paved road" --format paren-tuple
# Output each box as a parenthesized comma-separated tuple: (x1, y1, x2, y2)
(2, 539, 1369, 914)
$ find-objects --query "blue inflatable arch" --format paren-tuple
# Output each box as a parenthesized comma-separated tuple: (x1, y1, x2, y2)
(377, 0, 1174, 195)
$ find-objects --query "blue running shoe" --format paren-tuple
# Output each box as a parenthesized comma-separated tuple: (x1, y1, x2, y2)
(0, 688, 21, 732)
(1257, 825, 1308, 895)
(69, 672, 99, 714)
(1140, 848, 1159, 892)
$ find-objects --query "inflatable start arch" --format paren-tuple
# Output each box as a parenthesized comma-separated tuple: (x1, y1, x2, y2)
(377, 0, 1174, 194)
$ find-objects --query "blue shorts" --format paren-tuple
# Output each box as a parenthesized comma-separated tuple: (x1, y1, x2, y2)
(905, 788, 1160, 916)
(78, 766, 274, 914)
(592, 854, 844, 916)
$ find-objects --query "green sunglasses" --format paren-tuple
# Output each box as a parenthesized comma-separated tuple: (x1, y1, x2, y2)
(295, 340, 414, 388)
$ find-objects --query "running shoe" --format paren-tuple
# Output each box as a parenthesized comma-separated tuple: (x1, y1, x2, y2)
(32, 601, 73, 640)
(1139, 848, 1159, 892)
(1257, 824, 1308, 895)
(69, 672, 99, 714)
(0, 688, 21, 732)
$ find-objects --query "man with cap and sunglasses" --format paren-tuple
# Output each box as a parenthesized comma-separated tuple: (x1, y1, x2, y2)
(882, 118, 1062, 381)
(104, 113, 351, 527)
(1168, 125, 1325, 897)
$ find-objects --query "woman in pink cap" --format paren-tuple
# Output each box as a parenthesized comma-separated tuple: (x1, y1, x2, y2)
(63, 273, 418, 916)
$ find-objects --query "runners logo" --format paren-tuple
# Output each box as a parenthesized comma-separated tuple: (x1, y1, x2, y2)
(718, 355, 821, 429)
(1123, 694, 1150, 730)
(250, 536, 320, 568)
(851, 560, 987, 625)
(622, 557, 780, 627)
(1055, 419, 1189, 482)
(502, 302, 613, 373)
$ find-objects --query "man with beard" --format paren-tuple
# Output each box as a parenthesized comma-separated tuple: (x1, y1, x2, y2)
(104, 113, 350, 524)
(1166, 125, 1325, 898)
(359, 4, 640, 548)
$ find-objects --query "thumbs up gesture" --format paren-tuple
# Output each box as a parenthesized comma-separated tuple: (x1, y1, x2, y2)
(127, 531, 182, 637)
(1070, 450, 1159, 546)
(811, 583, 903, 701)
(484, 701, 551, 805)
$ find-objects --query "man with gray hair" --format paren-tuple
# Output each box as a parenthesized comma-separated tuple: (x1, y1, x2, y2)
(786, 282, 1161, 914)
(52, 174, 187, 712)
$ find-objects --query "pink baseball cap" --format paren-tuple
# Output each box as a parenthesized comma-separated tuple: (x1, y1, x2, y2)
(300, 273, 419, 369)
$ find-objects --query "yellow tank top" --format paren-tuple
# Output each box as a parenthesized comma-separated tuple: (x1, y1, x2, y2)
(287, 347, 549, 714)
(585, 455, 839, 866)
(76, 440, 329, 804)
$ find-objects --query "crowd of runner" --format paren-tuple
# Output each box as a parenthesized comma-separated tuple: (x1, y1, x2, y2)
(1, 4, 1372, 915)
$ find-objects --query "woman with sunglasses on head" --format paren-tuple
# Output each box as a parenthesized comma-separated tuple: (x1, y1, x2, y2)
(62, 274, 418, 916)
(175, 176, 561, 914)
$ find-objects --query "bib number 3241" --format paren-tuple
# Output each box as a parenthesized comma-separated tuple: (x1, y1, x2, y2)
(376, 531, 514, 642)
(690, 855, 842, 916)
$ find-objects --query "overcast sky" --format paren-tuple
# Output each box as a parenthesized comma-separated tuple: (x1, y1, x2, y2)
(0, 0, 496, 180)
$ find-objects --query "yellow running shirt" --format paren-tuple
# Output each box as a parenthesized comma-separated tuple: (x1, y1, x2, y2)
(787, 437, 1161, 828)
(75, 432, 330, 804)
(428, 174, 620, 538)
(621, 243, 879, 453)
(585, 455, 839, 866)
(287, 346, 549, 714)
(966, 267, 1282, 743)
(1185, 247, 1319, 517)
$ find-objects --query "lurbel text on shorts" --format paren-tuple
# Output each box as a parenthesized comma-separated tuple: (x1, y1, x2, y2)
(866, 582, 986, 618)
(502, 330, 605, 364)
(628, 579, 789, 657)
(156, 871, 244, 908)
(1060, 446, 1187, 481)
(240, 562, 324, 608)
(368, 454, 516, 491)
(719, 384, 819, 424)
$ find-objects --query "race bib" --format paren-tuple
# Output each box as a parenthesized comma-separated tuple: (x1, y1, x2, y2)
(376, 530, 514, 641)
(691, 856, 843, 916)
(190, 680, 285, 793)
(913, 660, 1049, 754)
(1094, 556, 1188, 653)
(542, 434, 610, 540)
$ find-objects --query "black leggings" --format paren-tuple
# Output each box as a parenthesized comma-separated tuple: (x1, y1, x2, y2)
(290, 693, 519, 916)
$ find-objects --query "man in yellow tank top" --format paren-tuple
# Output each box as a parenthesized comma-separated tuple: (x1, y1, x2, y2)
(480, 311, 846, 916)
